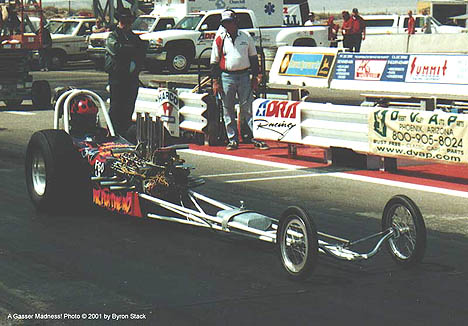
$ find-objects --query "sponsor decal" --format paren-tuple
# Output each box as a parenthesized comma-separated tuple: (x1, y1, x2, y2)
(369, 108, 468, 164)
(79, 142, 131, 166)
(93, 188, 142, 217)
(94, 160, 105, 177)
(279, 53, 335, 78)
(156, 88, 179, 136)
(253, 100, 301, 142)
(334, 53, 409, 82)
(255, 100, 299, 119)
(198, 32, 216, 41)
(355, 59, 386, 80)
(407, 56, 448, 82)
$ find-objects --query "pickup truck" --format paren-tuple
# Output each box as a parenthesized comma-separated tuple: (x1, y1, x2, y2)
(87, 14, 177, 70)
(141, 8, 329, 73)
(363, 14, 465, 35)
(45, 17, 96, 69)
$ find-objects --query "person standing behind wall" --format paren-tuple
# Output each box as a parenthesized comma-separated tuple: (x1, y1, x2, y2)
(210, 10, 269, 151)
(105, 7, 146, 136)
(327, 16, 339, 47)
(351, 8, 366, 52)
(341, 11, 353, 51)
(422, 9, 432, 34)
(407, 10, 416, 35)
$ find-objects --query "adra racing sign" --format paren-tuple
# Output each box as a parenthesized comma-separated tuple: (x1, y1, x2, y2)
(369, 108, 468, 164)
(252, 99, 302, 142)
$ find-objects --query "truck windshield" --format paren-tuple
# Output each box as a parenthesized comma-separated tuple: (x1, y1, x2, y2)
(51, 21, 79, 35)
(132, 17, 156, 32)
(173, 15, 203, 30)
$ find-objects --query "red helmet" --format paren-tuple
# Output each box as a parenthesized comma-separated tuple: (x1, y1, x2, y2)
(69, 95, 99, 133)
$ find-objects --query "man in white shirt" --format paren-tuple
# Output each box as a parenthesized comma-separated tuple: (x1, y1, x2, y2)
(210, 10, 268, 150)
(304, 12, 318, 26)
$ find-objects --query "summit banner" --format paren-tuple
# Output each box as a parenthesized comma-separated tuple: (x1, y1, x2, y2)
(331, 53, 468, 95)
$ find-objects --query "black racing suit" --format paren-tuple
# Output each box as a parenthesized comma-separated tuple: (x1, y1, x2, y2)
(105, 27, 146, 135)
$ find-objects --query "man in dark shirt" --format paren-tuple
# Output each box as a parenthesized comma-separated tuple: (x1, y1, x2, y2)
(105, 8, 146, 136)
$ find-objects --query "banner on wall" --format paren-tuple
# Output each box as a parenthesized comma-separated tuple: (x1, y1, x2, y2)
(269, 46, 340, 87)
(369, 108, 468, 164)
(252, 99, 302, 142)
(333, 53, 468, 86)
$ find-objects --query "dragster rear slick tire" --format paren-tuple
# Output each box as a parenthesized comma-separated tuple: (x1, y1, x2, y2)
(277, 206, 319, 280)
(25, 129, 91, 214)
(382, 195, 427, 267)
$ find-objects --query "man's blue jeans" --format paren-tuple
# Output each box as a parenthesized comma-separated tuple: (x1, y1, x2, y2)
(220, 71, 253, 143)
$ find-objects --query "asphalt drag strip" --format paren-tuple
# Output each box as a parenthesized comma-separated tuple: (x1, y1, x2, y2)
(187, 142, 468, 198)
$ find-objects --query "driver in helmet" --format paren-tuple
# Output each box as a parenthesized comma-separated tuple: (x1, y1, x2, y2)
(69, 95, 100, 136)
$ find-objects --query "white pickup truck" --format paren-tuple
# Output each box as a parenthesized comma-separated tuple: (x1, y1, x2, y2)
(141, 8, 329, 73)
(46, 17, 96, 69)
(363, 14, 465, 35)
(87, 14, 178, 70)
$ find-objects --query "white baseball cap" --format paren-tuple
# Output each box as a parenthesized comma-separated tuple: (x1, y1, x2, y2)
(221, 10, 236, 23)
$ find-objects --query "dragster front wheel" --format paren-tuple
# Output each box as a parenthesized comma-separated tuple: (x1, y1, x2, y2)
(382, 195, 427, 267)
(277, 206, 318, 280)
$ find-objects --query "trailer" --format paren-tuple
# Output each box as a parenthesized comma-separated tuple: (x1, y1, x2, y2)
(0, 0, 50, 109)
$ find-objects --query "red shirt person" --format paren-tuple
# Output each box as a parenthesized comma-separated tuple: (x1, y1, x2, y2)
(407, 10, 416, 34)
(341, 11, 353, 50)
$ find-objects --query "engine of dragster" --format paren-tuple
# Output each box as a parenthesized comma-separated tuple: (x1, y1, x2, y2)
(76, 114, 203, 202)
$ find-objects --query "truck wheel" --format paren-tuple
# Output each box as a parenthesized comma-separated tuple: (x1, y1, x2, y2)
(32, 80, 51, 108)
(5, 99, 23, 108)
(167, 48, 191, 73)
(293, 39, 317, 47)
(277, 206, 319, 280)
(25, 129, 91, 214)
(50, 50, 66, 70)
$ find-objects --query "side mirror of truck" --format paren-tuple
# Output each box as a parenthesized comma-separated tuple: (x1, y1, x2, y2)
(200, 24, 208, 31)
(166, 23, 173, 29)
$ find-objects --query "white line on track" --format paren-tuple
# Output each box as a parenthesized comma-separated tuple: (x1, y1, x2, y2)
(181, 149, 304, 169)
(200, 169, 292, 178)
(183, 149, 468, 198)
(5, 111, 36, 116)
(226, 173, 322, 183)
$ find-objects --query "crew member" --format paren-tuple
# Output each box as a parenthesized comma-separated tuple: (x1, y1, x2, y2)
(92, 18, 107, 33)
(327, 16, 339, 47)
(407, 10, 416, 35)
(304, 12, 318, 26)
(39, 24, 52, 71)
(210, 10, 269, 150)
(341, 11, 353, 50)
(422, 9, 432, 34)
(351, 8, 366, 52)
(104, 7, 146, 136)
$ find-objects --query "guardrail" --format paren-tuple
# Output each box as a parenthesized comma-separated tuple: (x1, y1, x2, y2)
(252, 98, 468, 170)
(134, 87, 219, 144)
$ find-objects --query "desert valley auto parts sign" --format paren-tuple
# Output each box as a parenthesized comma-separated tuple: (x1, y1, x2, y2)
(332, 53, 468, 94)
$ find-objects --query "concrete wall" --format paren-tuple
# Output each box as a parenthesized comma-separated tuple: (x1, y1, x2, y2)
(361, 33, 468, 53)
